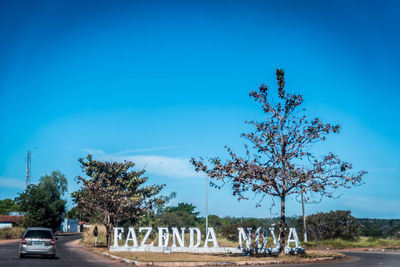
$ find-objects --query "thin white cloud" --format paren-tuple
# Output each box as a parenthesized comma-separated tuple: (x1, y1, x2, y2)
(82, 148, 106, 156)
(120, 155, 203, 178)
(0, 177, 26, 189)
(83, 149, 204, 179)
(115, 147, 175, 155)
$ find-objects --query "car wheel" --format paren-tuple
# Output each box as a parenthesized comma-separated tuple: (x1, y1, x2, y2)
(19, 254, 25, 258)
(50, 254, 56, 259)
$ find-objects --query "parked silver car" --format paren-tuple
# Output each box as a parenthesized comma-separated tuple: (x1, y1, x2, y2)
(19, 227, 57, 258)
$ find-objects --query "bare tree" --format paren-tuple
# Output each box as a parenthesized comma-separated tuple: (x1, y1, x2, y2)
(191, 69, 366, 256)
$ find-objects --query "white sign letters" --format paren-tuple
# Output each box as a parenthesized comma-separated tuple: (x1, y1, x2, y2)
(110, 226, 304, 254)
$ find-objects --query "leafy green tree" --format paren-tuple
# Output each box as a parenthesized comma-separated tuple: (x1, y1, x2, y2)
(120, 192, 177, 231)
(220, 220, 261, 241)
(39, 171, 68, 195)
(16, 171, 68, 230)
(72, 155, 164, 247)
(358, 218, 400, 237)
(159, 210, 197, 228)
(158, 202, 200, 228)
(207, 215, 224, 229)
(0, 198, 20, 215)
(191, 69, 366, 255)
(153, 192, 177, 215)
(68, 206, 80, 219)
(165, 202, 200, 218)
(297, 210, 360, 240)
(68, 206, 92, 222)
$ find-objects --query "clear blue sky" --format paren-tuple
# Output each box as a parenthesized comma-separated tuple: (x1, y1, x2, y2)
(1, 0, 399, 219)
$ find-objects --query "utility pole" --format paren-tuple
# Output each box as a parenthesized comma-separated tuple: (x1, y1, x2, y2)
(26, 151, 31, 187)
(205, 175, 208, 238)
(301, 185, 307, 242)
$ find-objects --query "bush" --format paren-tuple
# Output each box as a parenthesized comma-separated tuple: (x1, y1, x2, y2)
(299, 210, 360, 241)
(219, 219, 278, 241)
(0, 227, 25, 239)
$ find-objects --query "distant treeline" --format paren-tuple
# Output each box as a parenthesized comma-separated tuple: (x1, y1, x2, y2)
(67, 199, 400, 241)
(357, 218, 400, 238)
(212, 212, 400, 240)
(203, 211, 400, 241)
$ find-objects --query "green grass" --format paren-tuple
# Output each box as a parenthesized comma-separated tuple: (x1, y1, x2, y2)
(302, 236, 400, 249)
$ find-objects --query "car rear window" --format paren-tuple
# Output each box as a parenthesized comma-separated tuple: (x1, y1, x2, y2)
(24, 230, 53, 239)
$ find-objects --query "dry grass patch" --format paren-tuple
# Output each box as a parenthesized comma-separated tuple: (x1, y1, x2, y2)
(84, 237, 343, 263)
(303, 236, 400, 250)
(81, 224, 108, 246)
(107, 250, 343, 263)
(81, 226, 343, 263)
(0, 227, 25, 239)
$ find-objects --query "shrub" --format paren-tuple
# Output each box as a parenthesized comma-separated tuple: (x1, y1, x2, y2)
(300, 210, 360, 241)
(0, 227, 25, 239)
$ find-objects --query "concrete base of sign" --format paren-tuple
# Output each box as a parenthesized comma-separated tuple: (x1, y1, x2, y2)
(110, 246, 305, 254)
(285, 246, 305, 254)
(110, 246, 243, 254)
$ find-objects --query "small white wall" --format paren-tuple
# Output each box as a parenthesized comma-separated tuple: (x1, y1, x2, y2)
(0, 223, 12, 229)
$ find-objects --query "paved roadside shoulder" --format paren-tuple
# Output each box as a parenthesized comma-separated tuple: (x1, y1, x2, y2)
(0, 239, 19, 244)
(61, 236, 128, 266)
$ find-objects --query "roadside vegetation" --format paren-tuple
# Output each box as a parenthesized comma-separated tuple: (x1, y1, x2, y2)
(72, 155, 164, 247)
(0, 227, 25, 239)
(15, 171, 68, 231)
(81, 225, 108, 247)
(77, 204, 400, 251)
(303, 236, 400, 250)
(0, 171, 68, 240)
(0, 198, 20, 215)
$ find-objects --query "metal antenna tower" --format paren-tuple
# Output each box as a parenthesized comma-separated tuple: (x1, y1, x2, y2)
(26, 151, 31, 187)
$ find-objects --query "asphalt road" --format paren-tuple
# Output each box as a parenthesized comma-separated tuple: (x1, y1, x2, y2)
(0, 233, 127, 267)
(1, 234, 400, 266)
(259, 251, 400, 267)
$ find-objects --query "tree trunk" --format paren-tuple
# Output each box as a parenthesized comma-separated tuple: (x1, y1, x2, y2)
(105, 214, 113, 248)
(278, 196, 286, 256)
(106, 224, 113, 247)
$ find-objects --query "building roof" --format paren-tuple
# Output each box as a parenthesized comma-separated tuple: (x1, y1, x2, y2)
(0, 215, 25, 224)
(7, 212, 26, 216)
